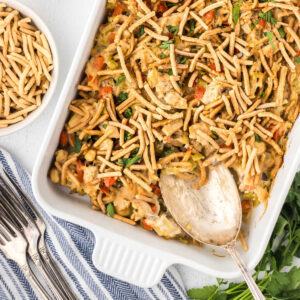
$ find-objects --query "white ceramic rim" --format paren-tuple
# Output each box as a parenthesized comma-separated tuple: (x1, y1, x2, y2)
(0, 0, 59, 137)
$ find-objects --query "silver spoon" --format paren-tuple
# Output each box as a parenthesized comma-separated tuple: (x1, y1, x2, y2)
(159, 165, 265, 300)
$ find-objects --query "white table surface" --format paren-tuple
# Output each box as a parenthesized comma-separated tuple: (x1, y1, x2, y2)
(1, 0, 299, 294)
(0, 0, 214, 292)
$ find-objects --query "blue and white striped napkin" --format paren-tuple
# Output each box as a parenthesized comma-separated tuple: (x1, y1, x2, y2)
(0, 147, 188, 300)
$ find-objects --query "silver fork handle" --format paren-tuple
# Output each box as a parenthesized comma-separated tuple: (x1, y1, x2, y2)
(21, 263, 53, 300)
(40, 246, 77, 300)
(31, 252, 66, 300)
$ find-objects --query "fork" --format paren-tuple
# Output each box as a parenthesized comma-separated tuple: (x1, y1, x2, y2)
(0, 171, 77, 299)
(0, 214, 52, 300)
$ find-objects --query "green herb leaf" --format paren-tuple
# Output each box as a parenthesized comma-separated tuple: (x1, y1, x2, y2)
(102, 123, 107, 129)
(124, 108, 132, 119)
(261, 90, 265, 98)
(87, 135, 92, 140)
(187, 286, 218, 300)
(117, 154, 142, 168)
(190, 19, 195, 34)
(264, 32, 275, 50)
(167, 25, 178, 35)
(278, 27, 286, 38)
(259, 11, 278, 24)
(166, 2, 177, 8)
(158, 39, 174, 50)
(211, 130, 219, 140)
(107, 203, 115, 217)
(254, 133, 262, 142)
(232, 4, 240, 25)
(131, 147, 139, 155)
(139, 25, 144, 37)
(294, 56, 300, 63)
(180, 57, 189, 63)
(160, 53, 168, 58)
(168, 69, 173, 76)
(72, 136, 82, 153)
(164, 148, 174, 156)
(118, 92, 128, 103)
(251, 18, 261, 30)
(124, 131, 132, 141)
(115, 75, 125, 86)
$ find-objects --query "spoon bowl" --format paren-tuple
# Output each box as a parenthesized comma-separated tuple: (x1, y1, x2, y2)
(159, 165, 265, 300)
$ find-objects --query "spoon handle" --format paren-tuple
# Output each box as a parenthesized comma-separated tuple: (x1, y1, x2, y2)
(226, 245, 265, 300)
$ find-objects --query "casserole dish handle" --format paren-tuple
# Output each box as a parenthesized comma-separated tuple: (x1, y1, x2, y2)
(92, 228, 174, 287)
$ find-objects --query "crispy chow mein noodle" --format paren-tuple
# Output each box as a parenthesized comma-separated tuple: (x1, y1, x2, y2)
(50, 0, 300, 245)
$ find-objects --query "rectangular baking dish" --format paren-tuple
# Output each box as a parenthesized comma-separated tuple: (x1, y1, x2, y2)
(32, 0, 300, 287)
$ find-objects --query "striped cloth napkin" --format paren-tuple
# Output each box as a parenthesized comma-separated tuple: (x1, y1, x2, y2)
(0, 147, 188, 300)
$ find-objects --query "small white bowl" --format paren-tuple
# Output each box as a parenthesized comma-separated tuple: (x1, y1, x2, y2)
(0, 0, 59, 137)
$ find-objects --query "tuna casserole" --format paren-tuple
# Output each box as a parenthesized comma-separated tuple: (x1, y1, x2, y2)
(50, 0, 300, 245)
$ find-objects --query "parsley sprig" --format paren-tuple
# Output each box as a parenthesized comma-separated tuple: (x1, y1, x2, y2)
(158, 39, 174, 50)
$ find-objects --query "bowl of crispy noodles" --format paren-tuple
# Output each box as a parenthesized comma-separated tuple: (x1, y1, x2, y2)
(0, 0, 58, 136)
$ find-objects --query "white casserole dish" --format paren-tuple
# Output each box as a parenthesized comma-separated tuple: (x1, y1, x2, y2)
(32, 0, 300, 287)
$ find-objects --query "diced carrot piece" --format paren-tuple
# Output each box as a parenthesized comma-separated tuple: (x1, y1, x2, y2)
(194, 87, 206, 100)
(296, 51, 300, 56)
(98, 86, 113, 98)
(107, 32, 116, 44)
(112, 4, 123, 16)
(76, 161, 84, 182)
(241, 200, 251, 211)
(59, 130, 68, 147)
(156, 1, 167, 13)
(258, 18, 266, 29)
(142, 219, 153, 231)
(151, 184, 161, 196)
(204, 10, 214, 23)
(92, 57, 105, 71)
(101, 186, 110, 195)
(151, 205, 157, 214)
(104, 177, 116, 188)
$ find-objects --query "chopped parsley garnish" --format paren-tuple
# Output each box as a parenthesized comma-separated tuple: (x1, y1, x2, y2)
(190, 19, 195, 34)
(124, 131, 132, 141)
(251, 11, 277, 30)
(264, 32, 275, 50)
(117, 154, 141, 168)
(278, 27, 286, 39)
(115, 75, 125, 86)
(158, 39, 174, 50)
(102, 123, 107, 129)
(118, 92, 128, 103)
(124, 108, 132, 119)
(211, 131, 219, 140)
(167, 25, 178, 35)
(164, 148, 174, 155)
(255, 132, 262, 142)
(168, 69, 173, 76)
(166, 2, 177, 7)
(294, 56, 300, 63)
(180, 57, 188, 63)
(139, 25, 144, 37)
(232, 4, 240, 25)
(71, 136, 82, 153)
(131, 147, 139, 155)
(261, 90, 265, 98)
(259, 11, 278, 24)
(160, 53, 168, 58)
(106, 203, 114, 217)
(87, 135, 92, 141)
(251, 18, 260, 30)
